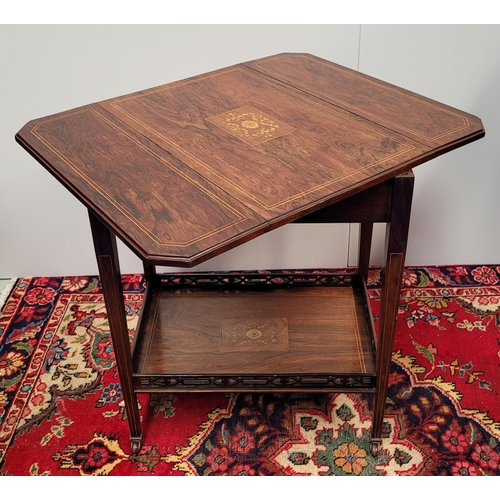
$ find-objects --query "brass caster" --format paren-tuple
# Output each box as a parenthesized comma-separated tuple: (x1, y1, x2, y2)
(131, 437, 142, 455)
(370, 440, 381, 457)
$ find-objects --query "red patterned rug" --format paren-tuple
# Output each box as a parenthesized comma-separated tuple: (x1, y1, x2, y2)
(1, 265, 500, 476)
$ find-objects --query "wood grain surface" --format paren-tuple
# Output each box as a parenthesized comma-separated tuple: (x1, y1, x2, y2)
(133, 286, 375, 376)
(16, 53, 484, 266)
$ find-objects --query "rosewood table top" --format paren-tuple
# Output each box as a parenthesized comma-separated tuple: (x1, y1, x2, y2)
(16, 53, 484, 266)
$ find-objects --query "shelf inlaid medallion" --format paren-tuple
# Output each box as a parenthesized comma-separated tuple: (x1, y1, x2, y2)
(207, 106, 296, 145)
(220, 317, 289, 352)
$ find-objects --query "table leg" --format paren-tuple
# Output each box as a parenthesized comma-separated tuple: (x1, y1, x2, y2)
(370, 171, 414, 455)
(358, 222, 374, 281)
(88, 211, 142, 454)
(143, 263, 156, 282)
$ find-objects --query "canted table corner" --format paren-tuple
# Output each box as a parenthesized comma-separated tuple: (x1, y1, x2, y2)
(16, 52, 485, 456)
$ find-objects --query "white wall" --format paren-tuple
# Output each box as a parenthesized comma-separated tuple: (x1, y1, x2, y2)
(1, 25, 499, 278)
(358, 25, 500, 267)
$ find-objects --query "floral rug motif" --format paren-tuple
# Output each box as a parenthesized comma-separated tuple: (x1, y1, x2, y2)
(0, 266, 500, 475)
(270, 392, 425, 476)
(170, 391, 426, 476)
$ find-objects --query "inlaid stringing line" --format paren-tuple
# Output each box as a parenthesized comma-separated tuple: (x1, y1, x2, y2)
(31, 108, 248, 248)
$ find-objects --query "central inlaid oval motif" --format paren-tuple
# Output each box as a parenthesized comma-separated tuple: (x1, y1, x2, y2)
(241, 120, 259, 129)
(245, 328, 263, 339)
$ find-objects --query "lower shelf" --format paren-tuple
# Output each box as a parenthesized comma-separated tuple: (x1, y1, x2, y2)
(132, 272, 377, 392)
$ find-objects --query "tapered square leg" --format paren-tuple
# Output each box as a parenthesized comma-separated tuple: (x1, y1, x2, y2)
(370, 171, 414, 455)
(88, 211, 142, 454)
(358, 222, 374, 281)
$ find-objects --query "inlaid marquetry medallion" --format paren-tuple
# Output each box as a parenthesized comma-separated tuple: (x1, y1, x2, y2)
(207, 106, 296, 145)
(220, 317, 289, 352)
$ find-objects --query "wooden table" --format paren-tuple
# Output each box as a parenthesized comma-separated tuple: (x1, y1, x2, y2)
(16, 53, 485, 455)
